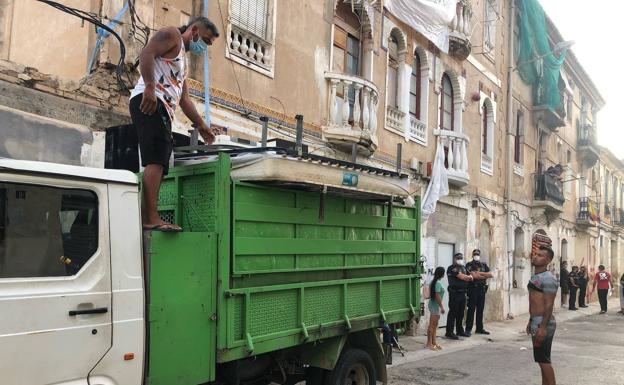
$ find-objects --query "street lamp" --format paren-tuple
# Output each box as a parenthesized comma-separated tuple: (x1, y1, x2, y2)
(514, 40, 575, 70)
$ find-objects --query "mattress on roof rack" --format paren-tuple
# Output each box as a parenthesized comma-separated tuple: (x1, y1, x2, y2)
(176, 152, 411, 198)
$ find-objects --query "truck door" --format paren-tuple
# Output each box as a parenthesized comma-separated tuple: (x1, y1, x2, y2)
(0, 174, 113, 385)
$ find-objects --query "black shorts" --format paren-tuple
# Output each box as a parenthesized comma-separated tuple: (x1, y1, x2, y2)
(129, 94, 173, 175)
(530, 317, 556, 364)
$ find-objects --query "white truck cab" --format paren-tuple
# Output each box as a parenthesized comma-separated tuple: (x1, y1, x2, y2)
(0, 159, 145, 385)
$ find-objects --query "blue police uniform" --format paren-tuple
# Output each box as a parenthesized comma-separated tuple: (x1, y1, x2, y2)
(446, 262, 469, 338)
(465, 259, 490, 334)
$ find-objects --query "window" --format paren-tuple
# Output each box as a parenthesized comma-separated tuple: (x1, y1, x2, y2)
(484, 0, 497, 58)
(440, 74, 454, 131)
(333, 26, 360, 76)
(409, 53, 422, 120)
(387, 35, 399, 109)
(0, 183, 98, 278)
(514, 109, 524, 164)
(227, 0, 275, 76)
(230, 0, 269, 39)
(482, 103, 488, 155)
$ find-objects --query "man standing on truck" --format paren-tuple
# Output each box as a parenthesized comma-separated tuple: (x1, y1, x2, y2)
(527, 245, 558, 385)
(445, 253, 474, 340)
(130, 17, 219, 231)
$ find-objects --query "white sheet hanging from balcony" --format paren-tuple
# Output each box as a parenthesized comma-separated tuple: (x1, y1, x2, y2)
(385, 0, 457, 53)
(421, 141, 449, 219)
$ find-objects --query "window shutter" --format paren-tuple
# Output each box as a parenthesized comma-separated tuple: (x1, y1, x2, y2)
(230, 0, 269, 39)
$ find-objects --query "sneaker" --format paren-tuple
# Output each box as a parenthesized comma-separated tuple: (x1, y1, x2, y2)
(458, 332, 471, 337)
(445, 333, 459, 340)
(475, 329, 491, 335)
(599, 310, 606, 314)
(569, 308, 578, 311)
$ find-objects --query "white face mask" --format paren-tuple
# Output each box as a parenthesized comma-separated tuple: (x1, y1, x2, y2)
(473, 255, 481, 261)
(456, 259, 465, 266)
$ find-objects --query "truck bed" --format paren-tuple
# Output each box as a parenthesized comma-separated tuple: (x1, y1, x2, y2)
(149, 152, 421, 383)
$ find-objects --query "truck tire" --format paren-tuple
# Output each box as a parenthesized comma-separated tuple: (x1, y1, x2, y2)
(326, 349, 376, 385)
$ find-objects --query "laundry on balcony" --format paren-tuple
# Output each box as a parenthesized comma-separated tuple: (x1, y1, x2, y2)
(385, 0, 458, 53)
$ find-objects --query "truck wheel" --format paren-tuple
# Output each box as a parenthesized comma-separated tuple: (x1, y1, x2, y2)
(326, 349, 376, 385)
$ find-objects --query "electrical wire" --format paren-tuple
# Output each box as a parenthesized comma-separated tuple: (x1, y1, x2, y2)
(35, 0, 133, 91)
(215, 0, 249, 114)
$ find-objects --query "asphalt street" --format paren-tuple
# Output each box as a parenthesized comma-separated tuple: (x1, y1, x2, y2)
(388, 301, 624, 385)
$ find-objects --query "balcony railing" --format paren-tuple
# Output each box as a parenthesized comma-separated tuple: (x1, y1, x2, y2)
(534, 173, 565, 207)
(577, 123, 597, 146)
(434, 129, 470, 187)
(448, 0, 472, 60)
(481, 153, 493, 175)
(385, 106, 404, 133)
(323, 72, 379, 155)
(228, 24, 274, 73)
(577, 197, 599, 225)
(409, 115, 427, 145)
(614, 208, 624, 227)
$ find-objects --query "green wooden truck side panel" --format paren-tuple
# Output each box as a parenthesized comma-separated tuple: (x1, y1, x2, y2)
(148, 232, 217, 385)
(155, 154, 421, 369)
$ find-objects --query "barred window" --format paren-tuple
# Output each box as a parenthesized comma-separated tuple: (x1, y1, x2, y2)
(230, 0, 269, 39)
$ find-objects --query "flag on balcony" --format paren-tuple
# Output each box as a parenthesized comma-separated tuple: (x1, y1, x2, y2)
(385, 0, 458, 53)
(422, 141, 449, 219)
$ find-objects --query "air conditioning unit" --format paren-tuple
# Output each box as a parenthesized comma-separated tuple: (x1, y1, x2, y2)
(409, 157, 425, 175)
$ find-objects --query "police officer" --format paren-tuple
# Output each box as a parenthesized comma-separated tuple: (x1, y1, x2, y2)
(465, 249, 493, 335)
(568, 265, 580, 310)
(445, 252, 474, 340)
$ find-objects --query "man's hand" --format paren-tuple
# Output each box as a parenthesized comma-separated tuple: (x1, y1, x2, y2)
(526, 322, 531, 336)
(441, 307, 446, 314)
(197, 122, 216, 145)
(140, 85, 158, 115)
(534, 325, 547, 346)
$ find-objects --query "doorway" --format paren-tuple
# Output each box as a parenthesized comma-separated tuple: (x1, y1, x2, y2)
(436, 242, 455, 327)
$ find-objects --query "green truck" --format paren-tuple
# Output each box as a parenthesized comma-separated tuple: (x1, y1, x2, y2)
(0, 149, 421, 385)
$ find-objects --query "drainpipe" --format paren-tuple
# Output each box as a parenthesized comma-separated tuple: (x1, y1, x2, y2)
(504, 0, 516, 319)
(202, 0, 211, 140)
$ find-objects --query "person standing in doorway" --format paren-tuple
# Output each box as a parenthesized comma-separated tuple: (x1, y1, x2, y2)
(465, 249, 493, 335)
(560, 261, 569, 308)
(426, 267, 446, 351)
(577, 266, 588, 308)
(445, 253, 474, 340)
(527, 245, 558, 385)
(130, 17, 220, 231)
(568, 266, 579, 310)
(591, 265, 612, 314)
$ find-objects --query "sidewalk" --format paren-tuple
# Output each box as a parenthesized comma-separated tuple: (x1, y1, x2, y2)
(391, 298, 621, 367)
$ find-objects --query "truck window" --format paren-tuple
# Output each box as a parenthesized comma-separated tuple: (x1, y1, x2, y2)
(0, 182, 99, 278)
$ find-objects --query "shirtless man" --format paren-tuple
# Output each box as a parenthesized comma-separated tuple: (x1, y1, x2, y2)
(527, 245, 558, 385)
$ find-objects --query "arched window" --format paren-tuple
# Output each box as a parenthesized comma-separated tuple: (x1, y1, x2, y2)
(482, 103, 488, 155)
(440, 74, 454, 131)
(409, 53, 422, 120)
(387, 35, 399, 109)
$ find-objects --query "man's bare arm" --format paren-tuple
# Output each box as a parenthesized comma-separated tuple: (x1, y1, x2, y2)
(138, 27, 179, 114)
(180, 81, 215, 144)
(457, 272, 474, 282)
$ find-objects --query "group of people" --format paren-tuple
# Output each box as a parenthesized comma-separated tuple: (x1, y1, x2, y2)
(561, 261, 620, 314)
(425, 249, 492, 350)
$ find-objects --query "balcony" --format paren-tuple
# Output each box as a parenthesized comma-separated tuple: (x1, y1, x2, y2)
(613, 208, 624, 229)
(434, 129, 470, 187)
(409, 115, 427, 145)
(533, 173, 564, 214)
(227, 23, 274, 76)
(323, 72, 379, 155)
(577, 123, 600, 167)
(534, 106, 566, 132)
(577, 197, 599, 227)
(448, 0, 472, 60)
(481, 152, 493, 175)
(385, 106, 404, 133)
